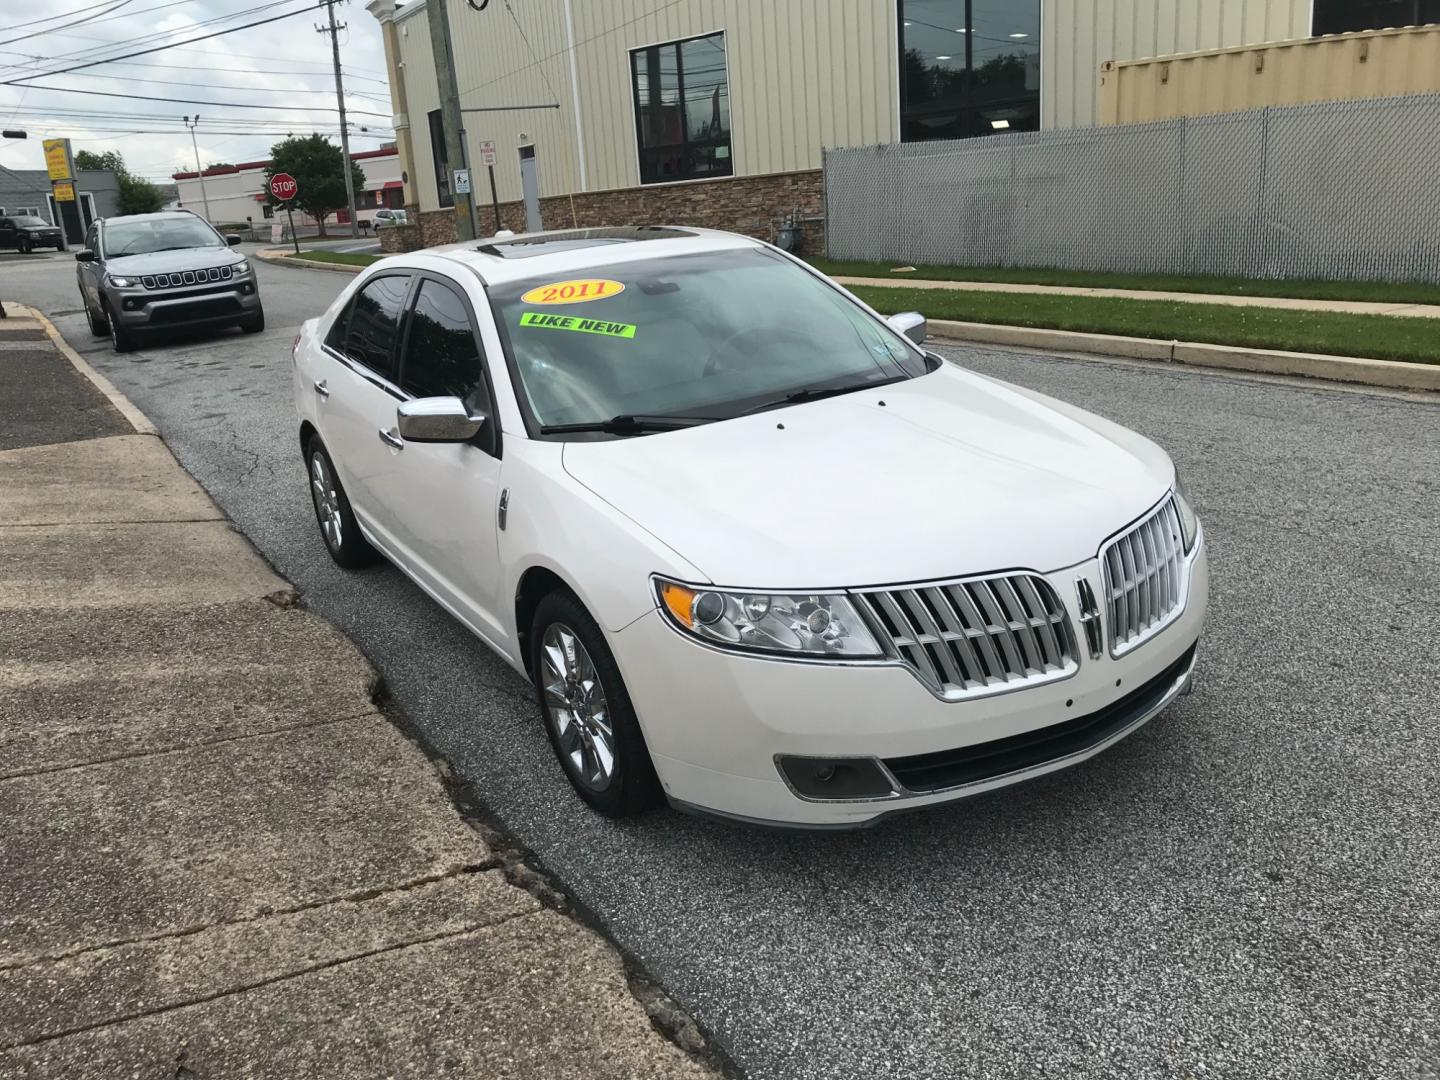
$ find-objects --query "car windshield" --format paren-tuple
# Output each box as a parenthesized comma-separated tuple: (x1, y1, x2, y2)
(104, 217, 223, 256)
(13, 215, 49, 228)
(490, 248, 927, 433)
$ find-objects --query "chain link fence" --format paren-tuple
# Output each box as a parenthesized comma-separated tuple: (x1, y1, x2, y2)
(824, 93, 1440, 283)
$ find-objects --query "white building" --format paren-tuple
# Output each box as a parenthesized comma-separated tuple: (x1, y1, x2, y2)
(172, 147, 404, 228)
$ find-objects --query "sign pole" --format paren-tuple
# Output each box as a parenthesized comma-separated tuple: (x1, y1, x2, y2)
(488, 165, 501, 234)
(269, 172, 301, 254)
(287, 206, 300, 255)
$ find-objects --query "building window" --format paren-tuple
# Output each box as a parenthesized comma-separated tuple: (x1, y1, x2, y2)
(898, 0, 1041, 142)
(1313, 0, 1440, 34)
(428, 109, 454, 208)
(630, 31, 732, 185)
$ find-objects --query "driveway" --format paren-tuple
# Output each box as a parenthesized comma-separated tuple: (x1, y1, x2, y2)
(4, 248, 1437, 1080)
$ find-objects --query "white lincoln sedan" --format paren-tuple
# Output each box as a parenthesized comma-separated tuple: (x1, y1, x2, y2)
(292, 227, 1207, 828)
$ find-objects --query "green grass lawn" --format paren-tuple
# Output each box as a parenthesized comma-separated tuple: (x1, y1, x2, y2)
(287, 249, 381, 267)
(851, 285, 1440, 366)
(811, 257, 1440, 307)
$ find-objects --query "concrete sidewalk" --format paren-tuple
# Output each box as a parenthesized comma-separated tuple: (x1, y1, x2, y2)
(0, 309, 718, 1078)
(833, 275, 1440, 319)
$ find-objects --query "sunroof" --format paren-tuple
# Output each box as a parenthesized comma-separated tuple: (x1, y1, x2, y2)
(476, 226, 694, 259)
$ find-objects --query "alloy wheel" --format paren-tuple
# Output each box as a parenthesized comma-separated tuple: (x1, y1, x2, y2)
(540, 623, 616, 792)
(309, 451, 343, 550)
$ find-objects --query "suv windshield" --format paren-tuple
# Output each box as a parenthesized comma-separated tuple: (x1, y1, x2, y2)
(104, 216, 224, 257)
(491, 249, 926, 433)
(12, 216, 49, 228)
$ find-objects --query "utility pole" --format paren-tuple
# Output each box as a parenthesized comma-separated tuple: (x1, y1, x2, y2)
(183, 115, 213, 222)
(428, 0, 477, 240)
(318, 0, 360, 238)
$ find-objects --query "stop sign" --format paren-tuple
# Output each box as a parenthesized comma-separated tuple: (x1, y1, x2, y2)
(269, 172, 298, 201)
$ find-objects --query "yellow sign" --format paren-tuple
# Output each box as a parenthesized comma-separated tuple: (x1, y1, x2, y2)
(43, 138, 72, 182)
(520, 279, 625, 305)
(520, 312, 636, 339)
(53, 181, 76, 202)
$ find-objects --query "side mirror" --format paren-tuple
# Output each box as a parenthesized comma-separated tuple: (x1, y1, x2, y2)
(74, 249, 95, 263)
(887, 311, 928, 347)
(226, 234, 242, 246)
(396, 397, 486, 443)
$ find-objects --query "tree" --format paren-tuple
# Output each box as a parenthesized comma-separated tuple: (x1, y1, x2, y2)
(73, 148, 164, 213)
(74, 149, 125, 172)
(206, 162, 234, 170)
(117, 173, 165, 214)
(265, 134, 365, 237)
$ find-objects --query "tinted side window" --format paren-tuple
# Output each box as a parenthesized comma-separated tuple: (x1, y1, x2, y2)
(399, 280, 485, 409)
(342, 275, 410, 381)
(84, 224, 98, 251)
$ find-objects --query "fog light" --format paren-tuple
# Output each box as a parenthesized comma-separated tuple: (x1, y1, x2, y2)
(777, 756, 895, 800)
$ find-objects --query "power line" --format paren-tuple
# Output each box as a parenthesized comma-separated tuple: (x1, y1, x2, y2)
(32, 0, 296, 66)
(11, 67, 392, 102)
(0, 53, 391, 84)
(0, 0, 124, 34)
(456, 0, 691, 98)
(2, 81, 392, 116)
(0, 0, 137, 49)
(0, 2, 321, 86)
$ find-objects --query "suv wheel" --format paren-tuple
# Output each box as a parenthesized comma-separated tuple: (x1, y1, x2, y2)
(106, 303, 137, 353)
(18, 237, 30, 254)
(240, 307, 265, 334)
(530, 591, 662, 818)
(85, 298, 109, 337)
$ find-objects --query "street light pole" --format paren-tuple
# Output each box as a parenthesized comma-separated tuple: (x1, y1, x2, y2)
(183, 115, 213, 222)
(319, 0, 360, 238)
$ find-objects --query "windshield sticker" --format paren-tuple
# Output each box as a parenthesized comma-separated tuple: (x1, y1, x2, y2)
(520, 278, 625, 305)
(520, 311, 637, 340)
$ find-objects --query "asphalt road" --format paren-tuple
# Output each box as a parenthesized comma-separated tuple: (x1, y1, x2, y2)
(7, 248, 1438, 1080)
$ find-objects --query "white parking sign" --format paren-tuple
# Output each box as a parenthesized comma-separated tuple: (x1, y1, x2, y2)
(479, 140, 498, 167)
(453, 168, 471, 195)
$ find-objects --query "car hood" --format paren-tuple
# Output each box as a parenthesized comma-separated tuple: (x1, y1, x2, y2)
(104, 248, 240, 274)
(560, 364, 1175, 589)
(22, 224, 60, 233)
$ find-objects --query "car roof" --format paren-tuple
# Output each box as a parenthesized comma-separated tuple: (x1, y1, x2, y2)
(393, 226, 766, 286)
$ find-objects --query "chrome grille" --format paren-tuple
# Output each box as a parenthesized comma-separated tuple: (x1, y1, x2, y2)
(856, 574, 1077, 699)
(141, 265, 233, 290)
(1101, 497, 1188, 656)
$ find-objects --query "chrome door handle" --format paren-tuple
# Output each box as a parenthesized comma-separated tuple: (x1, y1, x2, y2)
(377, 427, 404, 450)
(313, 379, 330, 398)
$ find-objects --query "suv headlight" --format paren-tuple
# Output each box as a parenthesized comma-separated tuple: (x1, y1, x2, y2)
(655, 578, 885, 659)
(106, 274, 136, 288)
(1173, 470, 1200, 553)
(233, 259, 251, 275)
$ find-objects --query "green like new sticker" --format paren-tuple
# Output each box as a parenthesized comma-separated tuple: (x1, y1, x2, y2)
(520, 311, 637, 339)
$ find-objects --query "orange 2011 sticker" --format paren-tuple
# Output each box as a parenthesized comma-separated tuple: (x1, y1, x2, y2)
(520, 278, 625, 305)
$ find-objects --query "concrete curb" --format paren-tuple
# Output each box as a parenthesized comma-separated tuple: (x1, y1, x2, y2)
(256, 247, 368, 274)
(18, 304, 160, 435)
(926, 318, 1440, 394)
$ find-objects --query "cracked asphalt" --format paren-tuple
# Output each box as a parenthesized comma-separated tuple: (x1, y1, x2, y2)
(7, 249, 1438, 1080)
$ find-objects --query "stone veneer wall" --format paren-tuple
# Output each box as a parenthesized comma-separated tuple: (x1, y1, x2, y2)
(389, 169, 824, 255)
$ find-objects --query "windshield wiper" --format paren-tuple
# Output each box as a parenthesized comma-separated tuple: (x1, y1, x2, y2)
(539, 414, 715, 436)
(742, 375, 910, 416)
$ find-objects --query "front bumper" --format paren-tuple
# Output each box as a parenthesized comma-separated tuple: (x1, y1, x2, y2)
(613, 541, 1208, 827)
(108, 278, 261, 330)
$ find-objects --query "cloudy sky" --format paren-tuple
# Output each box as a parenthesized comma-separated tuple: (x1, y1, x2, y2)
(0, 0, 391, 183)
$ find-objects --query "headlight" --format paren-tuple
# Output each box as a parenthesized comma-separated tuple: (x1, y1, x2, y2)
(1173, 470, 1200, 553)
(233, 259, 251, 275)
(655, 578, 885, 659)
(106, 275, 136, 288)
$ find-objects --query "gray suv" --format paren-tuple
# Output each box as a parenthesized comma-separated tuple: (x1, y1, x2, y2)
(76, 210, 264, 352)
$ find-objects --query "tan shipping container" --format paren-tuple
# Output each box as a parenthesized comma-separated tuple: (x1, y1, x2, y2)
(1098, 24, 1440, 125)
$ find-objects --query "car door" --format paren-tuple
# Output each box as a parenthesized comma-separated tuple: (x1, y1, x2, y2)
(77, 223, 101, 304)
(368, 272, 507, 645)
(0, 217, 16, 250)
(314, 272, 414, 556)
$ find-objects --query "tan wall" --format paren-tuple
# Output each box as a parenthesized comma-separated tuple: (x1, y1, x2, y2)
(1042, 0, 1311, 129)
(393, 0, 897, 212)
(1098, 24, 1440, 124)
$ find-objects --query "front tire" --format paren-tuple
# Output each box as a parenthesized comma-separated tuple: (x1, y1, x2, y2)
(530, 591, 662, 818)
(306, 436, 378, 569)
(85, 297, 109, 337)
(240, 307, 265, 334)
(106, 303, 137, 353)
(18, 238, 30, 254)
